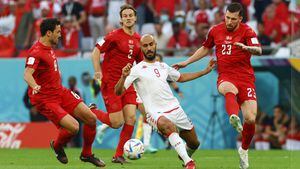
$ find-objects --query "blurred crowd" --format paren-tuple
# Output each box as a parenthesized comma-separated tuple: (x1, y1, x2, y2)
(0, 0, 299, 58)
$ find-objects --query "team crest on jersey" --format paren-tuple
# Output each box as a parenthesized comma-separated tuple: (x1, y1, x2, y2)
(226, 36, 232, 40)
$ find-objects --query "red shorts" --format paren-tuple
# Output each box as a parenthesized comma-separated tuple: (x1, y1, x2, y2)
(217, 76, 256, 105)
(101, 81, 137, 113)
(34, 87, 83, 128)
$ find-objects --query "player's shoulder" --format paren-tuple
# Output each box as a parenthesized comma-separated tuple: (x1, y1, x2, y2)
(240, 23, 257, 35)
(28, 42, 43, 57)
(105, 28, 122, 38)
(210, 22, 226, 31)
(133, 32, 141, 40)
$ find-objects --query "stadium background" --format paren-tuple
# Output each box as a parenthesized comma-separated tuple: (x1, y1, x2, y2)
(0, 0, 300, 167)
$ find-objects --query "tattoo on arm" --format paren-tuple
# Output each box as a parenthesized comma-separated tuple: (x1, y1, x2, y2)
(246, 46, 262, 55)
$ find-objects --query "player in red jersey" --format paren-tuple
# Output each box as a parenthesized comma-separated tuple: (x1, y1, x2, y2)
(23, 18, 105, 167)
(90, 4, 143, 163)
(173, 3, 262, 169)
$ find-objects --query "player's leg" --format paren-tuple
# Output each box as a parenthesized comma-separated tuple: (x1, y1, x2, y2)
(51, 114, 79, 164)
(238, 100, 257, 169)
(218, 81, 243, 132)
(179, 128, 200, 157)
(157, 116, 195, 168)
(73, 102, 106, 167)
(112, 104, 136, 163)
(138, 103, 157, 153)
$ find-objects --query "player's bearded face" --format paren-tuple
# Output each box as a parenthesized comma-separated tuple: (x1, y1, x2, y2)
(121, 9, 137, 28)
(225, 11, 242, 32)
(142, 42, 156, 61)
(50, 25, 61, 46)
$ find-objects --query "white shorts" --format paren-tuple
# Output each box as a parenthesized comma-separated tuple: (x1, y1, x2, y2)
(146, 106, 194, 131)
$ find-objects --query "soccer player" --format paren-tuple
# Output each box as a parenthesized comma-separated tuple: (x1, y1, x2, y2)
(115, 34, 216, 169)
(91, 4, 143, 163)
(173, 3, 262, 169)
(23, 18, 105, 167)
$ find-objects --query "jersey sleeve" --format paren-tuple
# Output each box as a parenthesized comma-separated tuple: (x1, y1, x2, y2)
(124, 67, 139, 89)
(202, 26, 215, 48)
(25, 53, 40, 70)
(95, 32, 115, 53)
(245, 28, 261, 47)
(165, 63, 181, 82)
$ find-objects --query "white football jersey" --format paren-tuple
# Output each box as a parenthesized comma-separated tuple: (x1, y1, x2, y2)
(124, 61, 181, 113)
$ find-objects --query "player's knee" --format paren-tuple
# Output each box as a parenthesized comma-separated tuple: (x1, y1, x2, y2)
(86, 115, 97, 126)
(159, 121, 176, 135)
(125, 115, 136, 125)
(110, 120, 124, 129)
(69, 122, 80, 135)
(244, 115, 256, 124)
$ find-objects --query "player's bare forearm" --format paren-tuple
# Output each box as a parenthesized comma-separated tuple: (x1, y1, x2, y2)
(177, 71, 208, 82)
(91, 47, 102, 73)
(24, 68, 38, 88)
(245, 46, 262, 55)
(114, 76, 126, 96)
(186, 46, 210, 65)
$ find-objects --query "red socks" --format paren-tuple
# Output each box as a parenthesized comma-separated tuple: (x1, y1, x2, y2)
(114, 124, 134, 157)
(225, 92, 239, 116)
(81, 124, 96, 156)
(242, 122, 255, 150)
(54, 129, 74, 150)
(91, 109, 111, 126)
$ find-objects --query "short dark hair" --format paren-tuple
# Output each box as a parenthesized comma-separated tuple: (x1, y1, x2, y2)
(226, 2, 243, 16)
(119, 4, 137, 18)
(40, 18, 61, 36)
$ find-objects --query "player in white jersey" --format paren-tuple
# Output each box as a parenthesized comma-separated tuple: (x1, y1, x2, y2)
(115, 34, 215, 169)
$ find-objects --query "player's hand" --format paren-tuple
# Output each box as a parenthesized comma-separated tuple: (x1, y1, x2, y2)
(94, 71, 103, 81)
(122, 63, 132, 78)
(204, 59, 216, 74)
(32, 85, 41, 95)
(234, 42, 247, 50)
(172, 61, 188, 70)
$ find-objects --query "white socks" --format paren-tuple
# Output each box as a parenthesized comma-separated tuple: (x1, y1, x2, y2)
(143, 122, 152, 148)
(168, 132, 192, 165)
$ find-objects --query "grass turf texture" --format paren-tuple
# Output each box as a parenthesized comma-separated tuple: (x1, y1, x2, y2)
(0, 149, 299, 169)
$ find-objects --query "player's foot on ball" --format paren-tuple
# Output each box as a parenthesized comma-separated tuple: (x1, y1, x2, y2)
(50, 140, 68, 164)
(112, 156, 128, 164)
(238, 147, 249, 169)
(80, 154, 106, 167)
(229, 114, 243, 133)
(144, 145, 158, 154)
(88, 103, 97, 109)
(185, 160, 196, 169)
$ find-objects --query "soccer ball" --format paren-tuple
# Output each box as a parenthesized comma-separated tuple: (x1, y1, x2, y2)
(123, 139, 144, 160)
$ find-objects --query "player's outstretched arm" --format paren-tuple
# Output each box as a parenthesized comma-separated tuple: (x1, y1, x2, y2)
(234, 42, 262, 55)
(177, 59, 216, 82)
(172, 46, 210, 70)
(91, 47, 103, 81)
(24, 67, 41, 94)
(115, 63, 132, 96)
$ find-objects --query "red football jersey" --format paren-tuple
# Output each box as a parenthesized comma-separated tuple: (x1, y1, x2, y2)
(96, 28, 143, 84)
(203, 22, 260, 80)
(25, 41, 62, 104)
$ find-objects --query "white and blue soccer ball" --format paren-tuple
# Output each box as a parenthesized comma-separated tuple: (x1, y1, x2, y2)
(123, 139, 145, 160)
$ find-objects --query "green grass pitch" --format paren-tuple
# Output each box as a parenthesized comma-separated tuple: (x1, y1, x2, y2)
(0, 149, 299, 169)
